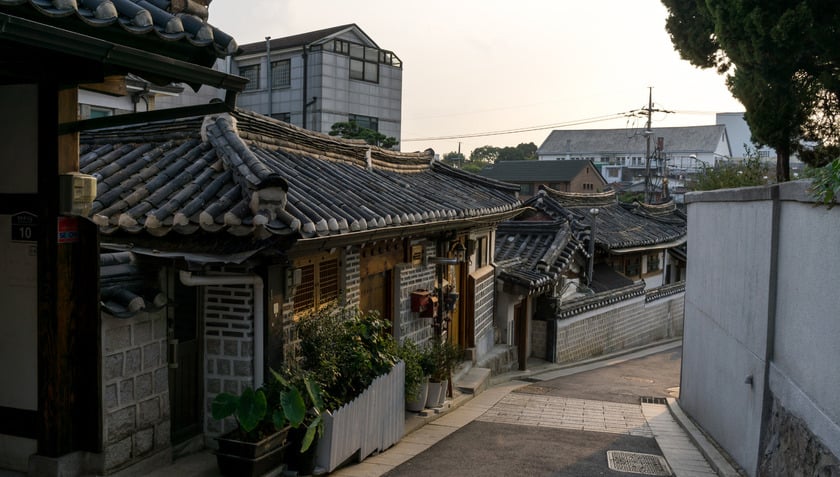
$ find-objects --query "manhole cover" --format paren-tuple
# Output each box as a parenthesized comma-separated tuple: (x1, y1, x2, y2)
(606, 451, 672, 476)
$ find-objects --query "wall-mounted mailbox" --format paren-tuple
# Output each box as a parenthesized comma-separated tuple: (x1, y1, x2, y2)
(410, 290, 438, 318)
(59, 172, 97, 216)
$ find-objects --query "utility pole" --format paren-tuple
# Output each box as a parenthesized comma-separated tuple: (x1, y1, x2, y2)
(644, 87, 653, 204)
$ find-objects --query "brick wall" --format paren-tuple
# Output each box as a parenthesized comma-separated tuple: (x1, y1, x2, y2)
(397, 245, 436, 345)
(344, 248, 360, 307)
(101, 310, 170, 472)
(546, 292, 684, 363)
(203, 283, 254, 436)
(472, 269, 496, 357)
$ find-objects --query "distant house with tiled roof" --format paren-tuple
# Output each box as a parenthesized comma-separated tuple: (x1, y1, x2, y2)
(537, 126, 732, 184)
(478, 160, 606, 200)
(492, 187, 687, 367)
(210, 24, 403, 144)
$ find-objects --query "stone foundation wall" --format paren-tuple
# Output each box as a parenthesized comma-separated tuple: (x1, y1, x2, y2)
(101, 310, 170, 472)
(760, 399, 840, 476)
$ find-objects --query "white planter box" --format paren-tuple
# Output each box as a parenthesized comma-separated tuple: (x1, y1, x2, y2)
(315, 361, 405, 473)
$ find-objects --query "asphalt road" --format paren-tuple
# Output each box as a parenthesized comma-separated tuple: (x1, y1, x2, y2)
(383, 346, 683, 477)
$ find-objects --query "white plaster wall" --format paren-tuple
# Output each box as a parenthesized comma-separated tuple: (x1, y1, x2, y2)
(682, 182, 840, 476)
(771, 198, 840, 459)
(0, 215, 38, 411)
(681, 191, 774, 475)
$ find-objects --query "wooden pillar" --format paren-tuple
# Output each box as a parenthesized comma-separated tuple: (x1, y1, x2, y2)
(37, 85, 100, 457)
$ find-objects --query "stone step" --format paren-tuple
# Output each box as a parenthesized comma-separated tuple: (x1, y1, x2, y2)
(456, 367, 491, 395)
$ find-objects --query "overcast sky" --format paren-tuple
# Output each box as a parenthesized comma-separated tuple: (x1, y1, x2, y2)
(209, 0, 744, 156)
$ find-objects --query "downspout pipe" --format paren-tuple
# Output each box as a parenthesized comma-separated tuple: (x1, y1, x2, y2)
(179, 271, 265, 388)
(265, 37, 272, 118)
(302, 45, 309, 129)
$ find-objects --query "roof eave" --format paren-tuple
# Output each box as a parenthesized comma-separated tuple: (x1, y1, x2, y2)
(0, 12, 247, 92)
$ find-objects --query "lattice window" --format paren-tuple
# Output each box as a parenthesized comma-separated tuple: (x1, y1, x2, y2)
(293, 256, 340, 319)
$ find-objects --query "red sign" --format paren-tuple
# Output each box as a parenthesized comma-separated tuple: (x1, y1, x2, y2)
(57, 217, 79, 244)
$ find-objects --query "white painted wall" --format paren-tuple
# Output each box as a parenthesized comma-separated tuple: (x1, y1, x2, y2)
(682, 181, 840, 476)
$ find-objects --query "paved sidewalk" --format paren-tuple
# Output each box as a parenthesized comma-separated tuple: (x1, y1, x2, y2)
(146, 340, 740, 477)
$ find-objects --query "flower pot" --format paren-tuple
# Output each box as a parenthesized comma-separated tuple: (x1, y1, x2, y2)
(406, 377, 429, 412)
(434, 379, 449, 407)
(287, 426, 319, 475)
(215, 427, 290, 477)
(426, 380, 445, 408)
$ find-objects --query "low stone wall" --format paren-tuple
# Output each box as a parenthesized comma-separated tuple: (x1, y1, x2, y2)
(535, 285, 684, 363)
(760, 399, 840, 476)
(101, 310, 170, 473)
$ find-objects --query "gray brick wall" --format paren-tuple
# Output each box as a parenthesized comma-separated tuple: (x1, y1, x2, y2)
(101, 310, 169, 472)
(203, 283, 254, 436)
(397, 245, 436, 345)
(344, 248, 360, 307)
(547, 292, 684, 363)
(472, 270, 495, 357)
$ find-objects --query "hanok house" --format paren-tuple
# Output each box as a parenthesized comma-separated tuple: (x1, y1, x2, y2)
(0, 0, 245, 476)
(478, 159, 607, 200)
(495, 187, 688, 366)
(68, 108, 522, 474)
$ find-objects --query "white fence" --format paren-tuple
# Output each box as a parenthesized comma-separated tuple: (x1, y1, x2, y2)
(315, 360, 405, 473)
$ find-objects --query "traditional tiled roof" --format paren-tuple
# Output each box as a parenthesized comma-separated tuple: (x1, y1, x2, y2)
(0, 0, 237, 61)
(538, 125, 729, 156)
(478, 160, 593, 183)
(537, 188, 686, 251)
(100, 251, 165, 318)
(495, 204, 588, 293)
(80, 109, 522, 240)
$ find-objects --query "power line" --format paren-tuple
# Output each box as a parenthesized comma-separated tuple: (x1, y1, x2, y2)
(401, 112, 633, 143)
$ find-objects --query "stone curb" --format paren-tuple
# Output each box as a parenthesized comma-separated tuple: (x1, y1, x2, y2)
(666, 397, 743, 477)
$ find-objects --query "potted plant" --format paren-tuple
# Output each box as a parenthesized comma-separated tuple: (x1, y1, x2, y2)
(397, 339, 428, 412)
(425, 338, 462, 408)
(266, 368, 326, 475)
(211, 384, 299, 477)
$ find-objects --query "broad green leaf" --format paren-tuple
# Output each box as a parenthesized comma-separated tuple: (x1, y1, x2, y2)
(300, 415, 322, 452)
(237, 388, 267, 433)
(304, 377, 325, 412)
(272, 409, 286, 429)
(210, 393, 239, 420)
(280, 388, 306, 427)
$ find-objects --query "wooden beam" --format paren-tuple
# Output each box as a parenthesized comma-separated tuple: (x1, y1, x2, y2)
(79, 75, 128, 97)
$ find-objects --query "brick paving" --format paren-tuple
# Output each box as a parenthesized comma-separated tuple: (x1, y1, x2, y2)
(477, 393, 654, 438)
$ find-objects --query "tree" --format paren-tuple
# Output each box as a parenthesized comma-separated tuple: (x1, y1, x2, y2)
(442, 151, 466, 168)
(690, 147, 771, 191)
(329, 121, 399, 149)
(470, 145, 499, 164)
(662, 0, 840, 182)
(497, 142, 538, 161)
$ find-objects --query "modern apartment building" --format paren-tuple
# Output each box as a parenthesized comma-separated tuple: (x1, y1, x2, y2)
(232, 24, 403, 145)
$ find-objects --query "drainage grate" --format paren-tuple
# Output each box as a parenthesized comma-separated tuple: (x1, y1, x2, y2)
(606, 451, 672, 476)
(641, 396, 668, 405)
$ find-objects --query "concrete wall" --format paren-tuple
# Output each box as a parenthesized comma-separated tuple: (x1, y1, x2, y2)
(682, 181, 840, 476)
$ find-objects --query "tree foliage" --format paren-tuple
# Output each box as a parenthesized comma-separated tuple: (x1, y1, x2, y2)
(329, 121, 399, 149)
(661, 0, 840, 182)
(690, 148, 771, 191)
(442, 151, 466, 166)
(470, 145, 499, 163)
(469, 143, 537, 163)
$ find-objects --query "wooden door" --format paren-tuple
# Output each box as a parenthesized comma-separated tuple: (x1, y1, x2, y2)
(359, 270, 393, 332)
(168, 280, 202, 444)
(514, 301, 528, 371)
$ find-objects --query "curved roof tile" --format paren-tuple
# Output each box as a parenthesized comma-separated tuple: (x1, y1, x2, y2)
(0, 0, 236, 57)
(81, 110, 522, 239)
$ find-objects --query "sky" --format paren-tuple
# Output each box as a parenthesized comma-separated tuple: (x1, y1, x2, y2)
(209, 0, 745, 157)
